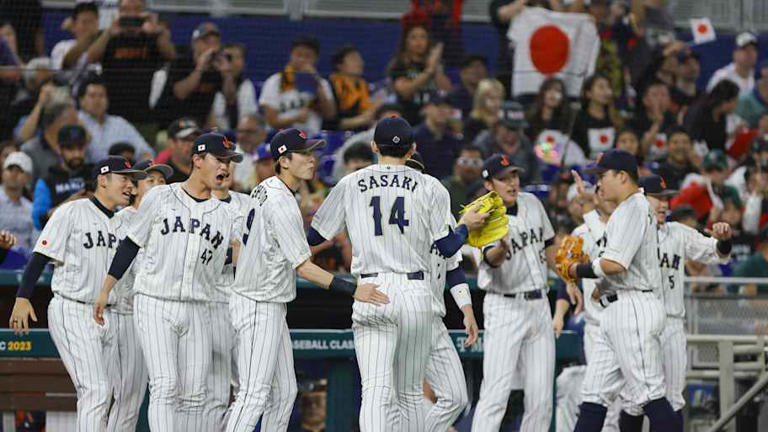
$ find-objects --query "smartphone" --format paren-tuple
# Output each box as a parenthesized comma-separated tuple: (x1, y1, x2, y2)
(119, 16, 146, 28)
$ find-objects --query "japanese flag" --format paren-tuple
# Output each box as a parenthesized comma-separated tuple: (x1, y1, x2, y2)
(690, 18, 716, 44)
(507, 7, 600, 97)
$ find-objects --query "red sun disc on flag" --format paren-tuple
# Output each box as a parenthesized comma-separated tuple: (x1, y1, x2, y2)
(697, 24, 708, 34)
(530, 25, 570, 75)
(600, 135, 609, 144)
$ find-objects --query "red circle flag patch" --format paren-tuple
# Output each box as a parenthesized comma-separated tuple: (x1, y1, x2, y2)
(697, 23, 709, 34)
(529, 25, 570, 75)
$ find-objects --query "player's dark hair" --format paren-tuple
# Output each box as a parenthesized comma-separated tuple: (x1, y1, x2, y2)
(343, 142, 374, 164)
(376, 143, 411, 158)
(275, 153, 293, 174)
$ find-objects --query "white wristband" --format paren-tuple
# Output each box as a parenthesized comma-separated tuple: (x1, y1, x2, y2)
(591, 257, 606, 279)
(450, 283, 472, 309)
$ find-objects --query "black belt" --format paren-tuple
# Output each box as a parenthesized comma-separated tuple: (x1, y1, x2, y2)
(58, 294, 112, 308)
(599, 290, 652, 308)
(360, 271, 424, 281)
(501, 290, 544, 300)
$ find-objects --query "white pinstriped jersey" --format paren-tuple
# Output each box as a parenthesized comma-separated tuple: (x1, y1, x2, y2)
(112, 206, 142, 313)
(34, 199, 120, 303)
(571, 210, 608, 325)
(230, 176, 311, 303)
(477, 192, 555, 294)
(657, 222, 726, 318)
(127, 183, 243, 302)
(601, 192, 662, 292)
(213, 191, 251, 303)
(311, 164, 452, 277)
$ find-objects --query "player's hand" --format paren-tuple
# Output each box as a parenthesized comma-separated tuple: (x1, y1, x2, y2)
(9, 298, 37, 336)
(425, 43, 443, 74)
(570, 170, 593, 202)
(458, 203, 489, 231)
(353, 283, 389, 306)
(565, 281, 583, 315)
(552, 314, 564, 338)
(462, 308, 479, 347)
(705, 222, 732, 241)
(196, 48, 216, 72)
(0, 230, 17, 249)
(498, 237, 511, 252)
(93, 289, 110, 325)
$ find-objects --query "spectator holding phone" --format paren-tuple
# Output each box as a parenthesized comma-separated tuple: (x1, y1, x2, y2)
(259, 35, 336, 135)
(212, 43, 258, 130)
(160, 22, 236, 127)
(86, 0, 175, 128)
(51, 2, 99, 90)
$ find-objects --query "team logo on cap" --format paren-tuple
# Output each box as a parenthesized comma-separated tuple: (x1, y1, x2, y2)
(124, 161, 131, 168)
(392, 136, 400, 144)
(660, 177, 667, 189)
(100, 166, 109, 174)
(198, 144, 205, 151)
(222, 137, 232, 149)
(278, 145, 287, 154)
(299, 131, 307, 139)
(501, 155, 510, 166)
(482, 169, 489, 178)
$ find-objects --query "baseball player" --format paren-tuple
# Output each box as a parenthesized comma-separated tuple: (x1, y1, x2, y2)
(471, 154, 558, 432)
(205, 163, 249, 432)
(563, 149, 681, 432)
(108, 159, 173, 431)
(94, 134, 244, 432)
(10, 156, 147, 431)
(406, 152, 479, 431)
(618, 175, 732, 431)
(308, 117, 486, 432)
(225, 128, 387, 432)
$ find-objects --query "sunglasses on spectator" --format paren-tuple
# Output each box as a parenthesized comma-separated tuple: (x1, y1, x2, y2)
(457, 158, 483, 167)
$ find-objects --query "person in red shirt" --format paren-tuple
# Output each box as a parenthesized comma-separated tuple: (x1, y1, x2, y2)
(671, 149, 741, 225)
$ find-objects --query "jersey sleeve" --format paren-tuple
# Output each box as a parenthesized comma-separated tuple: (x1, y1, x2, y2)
(311, 180, 347, 240)
(33, 202, 74, 263)
(678, 223, 723, 264)
(428, 183, 453, 242)
(269, 197, 312, 268)
(601, 201, 647, 269)
(127, 187, 162, 247)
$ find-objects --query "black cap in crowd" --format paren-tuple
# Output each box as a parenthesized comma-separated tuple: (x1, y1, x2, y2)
(270, 128, 325, 160)
(424, 90, 452, 107)
(482, 154, 523, 180)
(192, 22, 221, 42)
(59, 124, 88, 148)
(133, 159, 174, 180)
(584, 148, 638, 179)
(405, 151, 425, 172)
(192, 133, 243, 163)
(499, 101, 528, 129)
(640, 174, 678, 197)
(168, 118, 202, 140)
(373, 116, 413, 149)
(92, 156, 147, 181)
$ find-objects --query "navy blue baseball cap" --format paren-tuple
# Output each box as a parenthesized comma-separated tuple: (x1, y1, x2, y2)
(270, 128, 325, 160)
(92, 156, 147, 181)
(255, 142, 272, 161)
(640, 174, 678, 197)
(192, 133, 243, 163)
(373, 116, 413, 148)
(58, 124, 88, 148)
(482, 154, 523, 180)
(133, 159, 173, 179)
(405, 151, 425, 171)
(584, 148, 638, 178)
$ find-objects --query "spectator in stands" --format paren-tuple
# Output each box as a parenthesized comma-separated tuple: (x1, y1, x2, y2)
(0, 0, 43, 61)
(327, 44, 376, 132)
(669, 204, 698, 229)
(387, 24, 452, 126)
(0, 230, 17, 266)
(631, 80, 678, 160)
(86, 0, 176, 128)
(212, 43, 258, 131)
(656, 127, 700, 190)
(684, 80, 741, 152)
(671, 149, 741, 224)
(735, 60, 768, 128)
(524, 77, 573, 143)
(463, 78, 504, 144)
(21, 100, 78, 181)
(259, 35, 336, 135)
(571, 74, 622, 159)
(78, 76, 153, 162)
(162, 22, 235, 127)
(0, 139, 18, 173)
(707, 32, 758, 96)
(488, 0, 534, 97)
(0, 152, 35, 251)
(546, 171, 574, 232)
(441, 146, 484, 218)
(449, 54, 488, 119)
(51, 2, 99, 89)
(735, 228, 768, 295)
(474, 101, 540, 184)
(253, 143, 274, 185)
(718, 193, 757, 275)
(162, 117, 201, 184)
(728, 137, 768, 201)
(343, 142, 375, 175)
(670, 50, 701, 114)
(0, 19, 17, 57)
(31, 125, 92, 230)
(108, 142, 136, 162)
(613, 128, 642, 161)
(10, 57, 52, 135)
(233, 113, 267, 193)
(413, 91, 463, 179)
(742, 167, 768, 235)
(0, 30, 20, 140)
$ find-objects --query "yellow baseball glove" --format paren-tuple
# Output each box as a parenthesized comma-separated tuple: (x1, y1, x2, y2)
(460, 192, 509, 248)
(556, 235, 589, 283)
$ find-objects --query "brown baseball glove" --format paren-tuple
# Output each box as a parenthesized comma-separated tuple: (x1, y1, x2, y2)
(556, 235, 589, 283)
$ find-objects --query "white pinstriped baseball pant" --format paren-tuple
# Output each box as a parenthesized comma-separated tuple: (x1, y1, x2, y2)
(203, 301, 236, 432)
(107, 311, 148, 432)
(424, 318, 469, 431)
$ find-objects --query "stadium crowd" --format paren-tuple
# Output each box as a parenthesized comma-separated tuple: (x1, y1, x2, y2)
(0, 0, 767, 294)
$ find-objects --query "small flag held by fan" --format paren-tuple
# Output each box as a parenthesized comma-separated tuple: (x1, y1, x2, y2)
(690, 18, 716, 45)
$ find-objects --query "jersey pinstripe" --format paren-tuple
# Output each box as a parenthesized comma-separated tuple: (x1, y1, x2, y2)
(213, 191, 251, 303)
(477, 192, 555, 294)
(311, 164, 452, 277)
(112, 206, 141, 313)
(34, 199, 121, 303)
(127, 183, 243, 302)
(571, 210, 608, 326)
(600, 192, 662, 292)
(230, 176, 311, 303)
